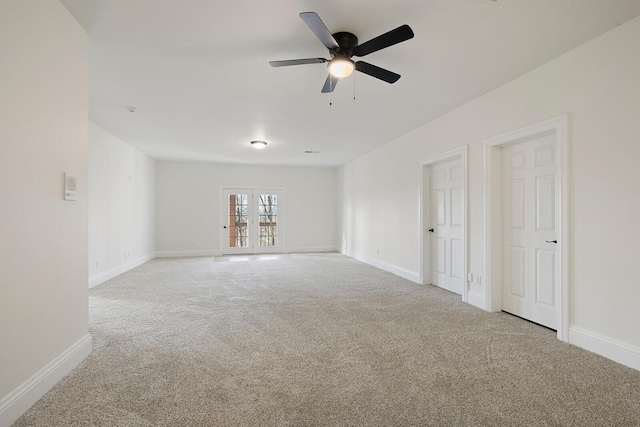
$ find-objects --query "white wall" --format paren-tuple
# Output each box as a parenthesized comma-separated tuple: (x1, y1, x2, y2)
(339, 17, 640, 363)
(88, 122, 156, 288)
(0, 1, 91, 425)
(156, 162, 337, 255)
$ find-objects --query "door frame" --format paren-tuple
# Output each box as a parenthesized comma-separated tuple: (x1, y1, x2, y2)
(484, 115, 569, 341)
(219, 186, 286, 255)
(420, 145, 468, 303)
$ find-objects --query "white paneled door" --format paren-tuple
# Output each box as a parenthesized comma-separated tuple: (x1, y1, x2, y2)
(221, 189, 283, 255)
(431, 158, 464, 295)
(502, 134, 558, 329)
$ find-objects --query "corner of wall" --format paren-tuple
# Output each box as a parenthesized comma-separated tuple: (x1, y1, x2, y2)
(346, 250, 421, 284)
(88, 122, 157, 288)
(88, 253, 156, 288)
(0, 335, 92, 427)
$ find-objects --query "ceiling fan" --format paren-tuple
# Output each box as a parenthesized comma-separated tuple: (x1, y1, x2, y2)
(269, 12, 414, 93)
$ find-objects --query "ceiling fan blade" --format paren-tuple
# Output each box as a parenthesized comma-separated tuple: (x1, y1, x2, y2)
(321, 75, 339, 93)
(300, 12, 339, 49)
(355, 61, 401, 84)
(269, 58, 327, 67)
(354, 24, 414, 57)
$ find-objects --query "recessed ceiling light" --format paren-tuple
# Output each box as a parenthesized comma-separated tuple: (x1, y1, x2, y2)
(250, 140, 267, 149)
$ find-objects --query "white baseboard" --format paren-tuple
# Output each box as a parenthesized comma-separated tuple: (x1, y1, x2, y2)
(287, 246, 338, 254)
(0, 334, 92, 427)
(88, 252, 156, 288)
(156, 247, 339, 258)
(155, 250, 220, 258)
(466, 291, 486, 310)
(347, 251, 420, 284)
(569, 326, 640, 372)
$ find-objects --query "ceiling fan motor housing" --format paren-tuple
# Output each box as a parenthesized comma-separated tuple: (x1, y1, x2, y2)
(330, 32, 358, 59)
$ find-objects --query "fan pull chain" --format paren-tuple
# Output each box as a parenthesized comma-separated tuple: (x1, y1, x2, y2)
(353, 72, 356, 101)
(329, 74, 333, 106)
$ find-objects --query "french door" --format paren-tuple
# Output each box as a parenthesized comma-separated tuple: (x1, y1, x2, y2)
(221, 188, 283, 255)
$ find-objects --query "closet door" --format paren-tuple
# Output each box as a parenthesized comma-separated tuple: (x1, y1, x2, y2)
(430, 158, 464, 295)
(501, 134, 558, 329)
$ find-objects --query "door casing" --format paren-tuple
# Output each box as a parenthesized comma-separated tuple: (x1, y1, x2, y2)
(484, 115, 569, 341)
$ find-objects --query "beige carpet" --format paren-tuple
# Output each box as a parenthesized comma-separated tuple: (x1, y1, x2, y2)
(14, 254, 640, 426)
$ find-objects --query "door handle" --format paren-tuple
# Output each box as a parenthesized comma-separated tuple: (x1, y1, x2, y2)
(223, 226, 227, 229)
(546, 240, 557, 244)
(428, 228, 434, 233)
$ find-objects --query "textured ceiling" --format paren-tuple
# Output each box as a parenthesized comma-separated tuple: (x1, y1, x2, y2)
(61, 0, 640, 166)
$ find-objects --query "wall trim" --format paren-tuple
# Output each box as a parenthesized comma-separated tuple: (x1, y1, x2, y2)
(150, 247, 339, 259)
(88, 252, 156, 288)
(346, 251, 420, 284)
(466, 291, 486, 310)
(569, 326, 640, 372)
(155, 250, 219, 258)
(0, 334, 92, 427)
(286, 246, 338, 254)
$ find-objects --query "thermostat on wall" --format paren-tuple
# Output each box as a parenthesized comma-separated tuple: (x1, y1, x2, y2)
(64, 173, 77, 201)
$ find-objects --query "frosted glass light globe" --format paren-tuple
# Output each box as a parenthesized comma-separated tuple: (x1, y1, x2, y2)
(328, 59, 355, 78)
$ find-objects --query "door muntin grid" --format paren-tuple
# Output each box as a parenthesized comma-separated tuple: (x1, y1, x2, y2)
(228, 193, 249, 247)
(258, 194, 278, 247)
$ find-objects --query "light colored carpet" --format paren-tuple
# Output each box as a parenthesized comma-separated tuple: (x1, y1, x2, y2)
(14, 254, 640, 426)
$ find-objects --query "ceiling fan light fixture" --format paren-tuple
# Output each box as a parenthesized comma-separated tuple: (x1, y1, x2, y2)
(250, 140, 267, 149)
(328, 58, 355, 78)
(270, 13, 413, 92)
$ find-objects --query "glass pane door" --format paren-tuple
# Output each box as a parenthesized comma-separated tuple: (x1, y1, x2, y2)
(221, 189, 283, 254)
(227, 193, 249, 249)
(258, 194, 278, 248)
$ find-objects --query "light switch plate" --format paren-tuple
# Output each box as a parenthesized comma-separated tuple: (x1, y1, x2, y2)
(64, 173, 77, 201)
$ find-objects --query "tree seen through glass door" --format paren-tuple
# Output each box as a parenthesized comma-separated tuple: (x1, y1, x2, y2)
(228, 194, 248, 247)
(258, 194, 278, 247)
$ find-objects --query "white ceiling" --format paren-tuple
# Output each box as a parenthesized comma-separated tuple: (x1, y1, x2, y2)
(61, 0, 640, 167)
